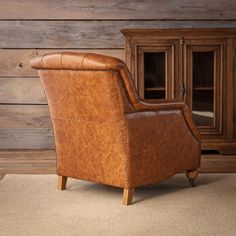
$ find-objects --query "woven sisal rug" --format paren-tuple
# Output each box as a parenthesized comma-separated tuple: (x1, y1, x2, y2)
(0, 174, 236, 236)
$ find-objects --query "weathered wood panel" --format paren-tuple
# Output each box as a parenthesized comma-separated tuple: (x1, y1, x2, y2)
(0, 49, 124, 76)
(200, 154, 236, 173)
(0, 77, 46, 104)
(0, 150, 56, 174)
(234, 42, 236, 139)
(0, 129, 54, 149)
(0, 150, 235, 174)
(1, 21, 236, 48)
(0, 105, 51, 128)
(0, 0, 235, 20)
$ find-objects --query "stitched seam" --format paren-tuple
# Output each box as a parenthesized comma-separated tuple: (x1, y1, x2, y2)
(38, 70, 57, 172)
(60, 52, 66, 69)
(125, 108, 182, 114)
(81, 54, 87, 69)
(115, 70, 135, 110)
(112, 71, 129, 185)
(52, 117, 124, 124)
(40, 54, 47, 67)
(38, 68, 120, 72)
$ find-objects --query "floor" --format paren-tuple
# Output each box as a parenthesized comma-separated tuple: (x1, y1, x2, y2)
(0, 174, 236, 236)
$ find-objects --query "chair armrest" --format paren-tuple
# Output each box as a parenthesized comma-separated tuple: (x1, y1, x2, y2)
(134, 99, 185, 111)
(125, 108, 201, 187)
(129, 100, 201, 143)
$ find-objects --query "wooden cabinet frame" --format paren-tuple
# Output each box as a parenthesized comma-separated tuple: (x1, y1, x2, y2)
(122, 29, 236, 154)
(184, 40, 225, 137)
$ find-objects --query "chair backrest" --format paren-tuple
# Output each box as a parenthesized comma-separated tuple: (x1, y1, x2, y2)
(31, 52, 137, 122)
(30, 52, 137, 186)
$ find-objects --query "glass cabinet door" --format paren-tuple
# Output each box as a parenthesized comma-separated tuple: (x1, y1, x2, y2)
(144, 52, 166, 99)
(137, 43, 177, 100)
(192, 51, 214, 126)
(185, 41, 225, 136)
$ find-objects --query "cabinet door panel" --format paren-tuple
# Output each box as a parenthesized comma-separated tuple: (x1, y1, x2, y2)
(143, 52, 166, 99)
(192, 51, 214, 126)
(137, 41, 178, 100)
(185, 40, 226, 137)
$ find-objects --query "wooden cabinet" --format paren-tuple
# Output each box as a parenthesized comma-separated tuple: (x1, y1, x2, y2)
(122, 29, 236, 154)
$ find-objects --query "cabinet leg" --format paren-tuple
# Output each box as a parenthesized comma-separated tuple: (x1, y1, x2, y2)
(58, 176, 67, 190)
(186, 170, 198, 187)
(123, 188, 135, 205)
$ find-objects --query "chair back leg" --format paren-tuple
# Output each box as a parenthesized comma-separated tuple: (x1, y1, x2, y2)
(58, 176, 67, 190)
(186, 170, 198, 187)
(123, 188, 135, 205)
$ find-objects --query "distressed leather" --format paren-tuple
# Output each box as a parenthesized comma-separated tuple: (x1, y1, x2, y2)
(31, 52, 201, 188)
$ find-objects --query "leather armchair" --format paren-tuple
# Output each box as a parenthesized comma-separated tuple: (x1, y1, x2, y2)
(31, 52, 201, 205)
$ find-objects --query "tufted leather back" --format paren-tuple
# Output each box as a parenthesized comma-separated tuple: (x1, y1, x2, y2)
(30, 53, 138, 121)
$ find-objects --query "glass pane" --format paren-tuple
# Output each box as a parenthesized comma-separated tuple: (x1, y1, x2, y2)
(144, 52, 165, 99)
(192, 52, 214, 126)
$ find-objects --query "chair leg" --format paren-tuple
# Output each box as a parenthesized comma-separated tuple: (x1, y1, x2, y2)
(58, 176, 67, 190)
(123, 188, 135, 205)
(186, 170, 198, 187)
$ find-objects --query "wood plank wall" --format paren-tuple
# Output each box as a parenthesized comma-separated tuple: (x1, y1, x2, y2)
(0, 0, 236, 150)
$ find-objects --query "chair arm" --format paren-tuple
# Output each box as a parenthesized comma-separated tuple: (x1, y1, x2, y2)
(125, 109, 201, 187)
(129, 100, 201, 143)
(134, 99, 185, 111)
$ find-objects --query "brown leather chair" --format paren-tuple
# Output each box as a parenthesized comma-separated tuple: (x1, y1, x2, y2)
(30, 52, 201, 205)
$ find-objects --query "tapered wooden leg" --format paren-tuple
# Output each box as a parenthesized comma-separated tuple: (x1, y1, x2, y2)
(123, 188, 135, 205)
(58, 176, 67, 190)
(186, 170, 198, 187)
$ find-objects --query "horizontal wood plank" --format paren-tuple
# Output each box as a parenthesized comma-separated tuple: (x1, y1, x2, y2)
(0, 150, 56, 174)
(0, 105, 51, 128)
(0, 49, 124, 76)
(0, 129, 54, 149)
(0, 77, 46, 104)
(0, 150, 235, 174)
(1, 21, 236, 48)
(0, 0, 235, 20)
(200, 154, 236, 173)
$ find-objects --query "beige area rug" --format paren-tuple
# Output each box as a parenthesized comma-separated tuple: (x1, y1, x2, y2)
(0, 174, 236, 236)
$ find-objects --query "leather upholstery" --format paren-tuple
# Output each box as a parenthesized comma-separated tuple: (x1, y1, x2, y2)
(31, 52, 201, 189)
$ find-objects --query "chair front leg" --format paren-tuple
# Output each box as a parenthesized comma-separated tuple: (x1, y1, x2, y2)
(58, 176, 67, 190)
(123, 188, 135, 205)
